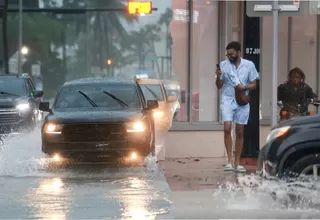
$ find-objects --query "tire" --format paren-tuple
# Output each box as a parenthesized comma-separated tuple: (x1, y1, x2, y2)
(288, 154, 320, 178)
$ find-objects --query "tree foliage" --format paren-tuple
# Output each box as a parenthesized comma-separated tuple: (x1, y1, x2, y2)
(3, 1, 173, 97)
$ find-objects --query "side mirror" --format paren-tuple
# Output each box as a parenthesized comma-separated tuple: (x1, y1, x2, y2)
(33, 90, 43, 98)
(146, 100, 159, 110)
(39, 102, 50, 112)
(167, 96, 177, 103)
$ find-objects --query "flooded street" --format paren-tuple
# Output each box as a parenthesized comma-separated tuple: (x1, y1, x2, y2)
(1, 128, 320, 219)
(0, 128, 173, 219)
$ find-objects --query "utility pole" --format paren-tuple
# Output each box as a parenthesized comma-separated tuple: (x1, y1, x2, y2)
(2, 0, 8, 74)
(271, 0, 279, 127)
(18, 0, 23, 74)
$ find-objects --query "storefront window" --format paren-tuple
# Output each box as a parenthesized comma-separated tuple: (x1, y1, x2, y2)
(191, 0, 219, 122)
(171, 0, 189, 122)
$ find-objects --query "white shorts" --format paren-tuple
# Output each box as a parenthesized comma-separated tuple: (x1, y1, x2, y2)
(221, 100, 250, 125)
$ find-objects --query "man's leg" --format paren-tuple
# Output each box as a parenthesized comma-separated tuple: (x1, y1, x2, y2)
(224, 121, 233, 165)
(234, 123, 244, 168)
(221, 105, 234, 169)
(234, 105, 250, 172)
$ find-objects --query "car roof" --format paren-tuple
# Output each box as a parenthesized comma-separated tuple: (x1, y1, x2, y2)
(136, 78, 162, 85)
(63, 77, 136, 87)
(0, 73, 30, 79)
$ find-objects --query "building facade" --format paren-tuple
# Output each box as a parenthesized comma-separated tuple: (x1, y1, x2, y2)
(162, 1, 320, 159)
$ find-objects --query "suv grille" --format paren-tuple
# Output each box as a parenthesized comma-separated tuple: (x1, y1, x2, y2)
(0, 108, 19, 124)
(62, 123, 125, 142)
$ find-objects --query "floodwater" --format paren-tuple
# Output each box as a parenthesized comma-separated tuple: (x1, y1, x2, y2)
(0, 127, 173, 219)
(1, 127, 320, 219)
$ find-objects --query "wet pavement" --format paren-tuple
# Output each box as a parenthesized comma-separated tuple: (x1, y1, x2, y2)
(0, 128, 173, 219)
(1, 127, 320, 219)
(159, 158, 320, 219)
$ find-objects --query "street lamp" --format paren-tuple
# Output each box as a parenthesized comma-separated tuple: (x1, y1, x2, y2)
(21, 46, 29, 55)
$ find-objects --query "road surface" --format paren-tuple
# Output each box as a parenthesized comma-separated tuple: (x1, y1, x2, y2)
(0, 128, 173, 219)
(1, 128, 320, 219)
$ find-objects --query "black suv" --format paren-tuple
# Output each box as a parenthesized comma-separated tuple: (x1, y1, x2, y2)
(39, 77, 158, 161)
(0, 74, 44, 134)
(257, 115, 320, 179)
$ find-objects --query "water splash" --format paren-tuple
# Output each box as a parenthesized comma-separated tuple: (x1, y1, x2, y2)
(213, 173, 320, 212)
(0, 126, 162, 179)
(0, 127, 53, 177)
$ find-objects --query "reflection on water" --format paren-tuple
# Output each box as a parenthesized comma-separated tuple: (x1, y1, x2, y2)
(40, 178, 65, 195)
(121, 177, 155, 220)
(26, 178, 69, 220)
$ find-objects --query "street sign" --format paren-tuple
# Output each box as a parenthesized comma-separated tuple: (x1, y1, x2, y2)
(246, 1, 309, 17)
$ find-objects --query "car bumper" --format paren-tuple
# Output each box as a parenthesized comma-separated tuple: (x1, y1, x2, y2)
(257, 142, 278, 177)
(42, 132, 151, 157)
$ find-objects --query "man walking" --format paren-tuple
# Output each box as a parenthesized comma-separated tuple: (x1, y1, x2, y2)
(215, 41, 259, 172)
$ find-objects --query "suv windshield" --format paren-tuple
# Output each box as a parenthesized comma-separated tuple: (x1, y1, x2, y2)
(0, 78, 28, 96)
(54, 84, 141, 109)
(140, 84, 164, 101)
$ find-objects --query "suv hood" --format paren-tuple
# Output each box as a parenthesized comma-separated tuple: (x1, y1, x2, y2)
(46, 109, 144, 123)
(0, 96, 28, 107)
(273, 115, 320, 129)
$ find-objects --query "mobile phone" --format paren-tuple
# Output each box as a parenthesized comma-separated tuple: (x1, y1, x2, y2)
(216, 64, 220, 69)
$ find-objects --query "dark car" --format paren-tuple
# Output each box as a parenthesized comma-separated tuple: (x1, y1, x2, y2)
(39, 77, 158, 161)
(0, 74, 43, 134)
(257, 115, 320, 179)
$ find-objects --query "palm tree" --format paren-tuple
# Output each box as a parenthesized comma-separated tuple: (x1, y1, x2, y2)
(60, 0, 138, 75)
(125, 24, 162, 78)
(158, 8, 172, 58)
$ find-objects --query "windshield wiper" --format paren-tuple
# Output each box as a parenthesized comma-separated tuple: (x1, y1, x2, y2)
(102, 91, 128, 107)
(0, 91, 19, 97)
(144, 85, 160, 100)
(77, 90, 98, 107)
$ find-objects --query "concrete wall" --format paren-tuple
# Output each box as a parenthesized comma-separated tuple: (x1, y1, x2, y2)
(158, 125, 270, 160)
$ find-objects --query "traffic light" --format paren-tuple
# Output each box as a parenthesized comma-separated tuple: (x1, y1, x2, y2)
(127, 1, 152, 15)
(107, 59, 112, 65)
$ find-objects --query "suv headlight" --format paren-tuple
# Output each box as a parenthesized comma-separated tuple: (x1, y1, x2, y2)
(126, 121, 145, 133)
(16, 103, 30, 111)
(44, 123, 63, 134)
(266, 126, 291, 143)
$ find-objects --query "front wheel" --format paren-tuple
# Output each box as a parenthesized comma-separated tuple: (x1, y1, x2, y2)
(288, 154, 320, 179)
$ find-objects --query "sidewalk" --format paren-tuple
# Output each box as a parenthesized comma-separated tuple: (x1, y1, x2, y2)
(158, 157, 257, 191)
(159, 157, 320, 219)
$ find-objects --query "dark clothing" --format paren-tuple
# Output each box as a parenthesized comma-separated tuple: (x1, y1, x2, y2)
(278, 82, 317, 113)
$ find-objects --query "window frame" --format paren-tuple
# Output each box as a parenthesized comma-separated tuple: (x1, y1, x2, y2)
(170, 0, 230, 131)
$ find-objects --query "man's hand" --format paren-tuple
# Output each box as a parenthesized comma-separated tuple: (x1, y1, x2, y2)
(216, 68, 222, 77)
(215, 68, 223, 89)
(236, 84, 246, 91)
